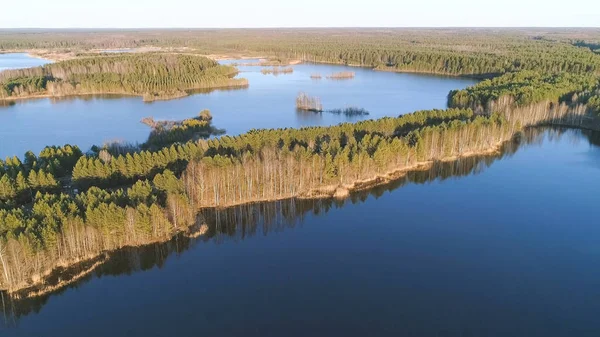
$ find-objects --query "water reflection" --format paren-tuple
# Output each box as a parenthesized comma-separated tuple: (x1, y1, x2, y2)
(294, 109, 323, 123)
(1, 86, 251, 108)
(2, 126, 595, 323)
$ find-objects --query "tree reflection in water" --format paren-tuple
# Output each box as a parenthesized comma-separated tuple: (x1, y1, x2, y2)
(1, 126, 597, 324)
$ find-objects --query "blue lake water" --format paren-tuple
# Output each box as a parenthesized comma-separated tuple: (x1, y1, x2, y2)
(0, 54, 476, 158)
(0, 53, 50, 72)
(2, 127, 600, 337)
(2, 53, 599, 337)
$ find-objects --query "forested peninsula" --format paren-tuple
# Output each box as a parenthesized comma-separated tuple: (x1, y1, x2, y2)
(1, 29, 600, 297)
(0, 53, 248, 102)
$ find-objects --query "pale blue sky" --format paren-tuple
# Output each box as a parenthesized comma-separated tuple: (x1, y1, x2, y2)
(3, 0, 599, 28)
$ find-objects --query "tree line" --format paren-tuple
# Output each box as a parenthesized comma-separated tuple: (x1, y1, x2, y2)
(448, 71, 600, 110)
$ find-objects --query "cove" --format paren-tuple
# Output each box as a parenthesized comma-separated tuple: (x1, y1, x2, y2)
(2, 127, 600, 337)
(0, 61, 476, 158)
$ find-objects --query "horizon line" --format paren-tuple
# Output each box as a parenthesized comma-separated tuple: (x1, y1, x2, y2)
(1, 26, 600, 30)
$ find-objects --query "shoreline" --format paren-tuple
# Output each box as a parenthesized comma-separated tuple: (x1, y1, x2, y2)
(0, 137, 508, 298)
(0, 82, 250, 103)
(5, 224, 210, 300)
(373, 66, 493, 79)
(0, 50, 66, 62)
(26, 52, 59, 62)
(4, 117, 599, 297)
(3, 48, 270, 63)
(299, 59, 485, 79)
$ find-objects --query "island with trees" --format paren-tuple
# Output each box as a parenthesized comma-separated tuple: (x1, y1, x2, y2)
(261, 66, 294, 75)
(141, 110, 225, 148)
(0, 53, 249, 102)
(327, 71, 355, 80)
(296, 92, 323, 112)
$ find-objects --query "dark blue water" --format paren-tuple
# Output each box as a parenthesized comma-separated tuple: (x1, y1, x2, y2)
(0, 56, 476, 158)
(2, 128, 600, 337)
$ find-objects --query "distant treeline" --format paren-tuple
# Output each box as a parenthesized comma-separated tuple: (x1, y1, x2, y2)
(2, 29, 600, 76)
(449, 71, 600, 111)
(0, 53, 248, 101)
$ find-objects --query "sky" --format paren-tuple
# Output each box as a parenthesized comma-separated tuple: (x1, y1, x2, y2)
(2, 0, 599, 28)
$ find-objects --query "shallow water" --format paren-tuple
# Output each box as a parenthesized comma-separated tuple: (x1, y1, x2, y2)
(2, 128, 600, 337)
(0, 54, 476, 158)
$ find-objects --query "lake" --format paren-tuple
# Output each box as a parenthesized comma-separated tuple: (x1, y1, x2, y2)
(0, 54, 477, 158)
(2, 127, 600, 337)
(0, 53, 50, 72)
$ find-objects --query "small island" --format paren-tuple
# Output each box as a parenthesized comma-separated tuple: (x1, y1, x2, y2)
(141, 109, 225, 148)
(327, 71, 355, 80)
(0, 53, 249, 102)
(261, 66, 294, 75)
(296, 93, 369, 116)
(296, 92, 323, 112)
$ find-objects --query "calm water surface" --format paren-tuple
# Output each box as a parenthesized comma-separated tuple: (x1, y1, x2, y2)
(2, 128, 600, 337)
(0, 53, 50, 72)
(0, 55, 477, 158)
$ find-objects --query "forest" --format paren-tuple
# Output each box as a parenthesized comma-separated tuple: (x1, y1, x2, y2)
(0, 95, 595, 294)
(1, 28, 600, 296)
(448, 71, 600, 110)
(0, 53, 248, 101)
(3, 29, 600, 77)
